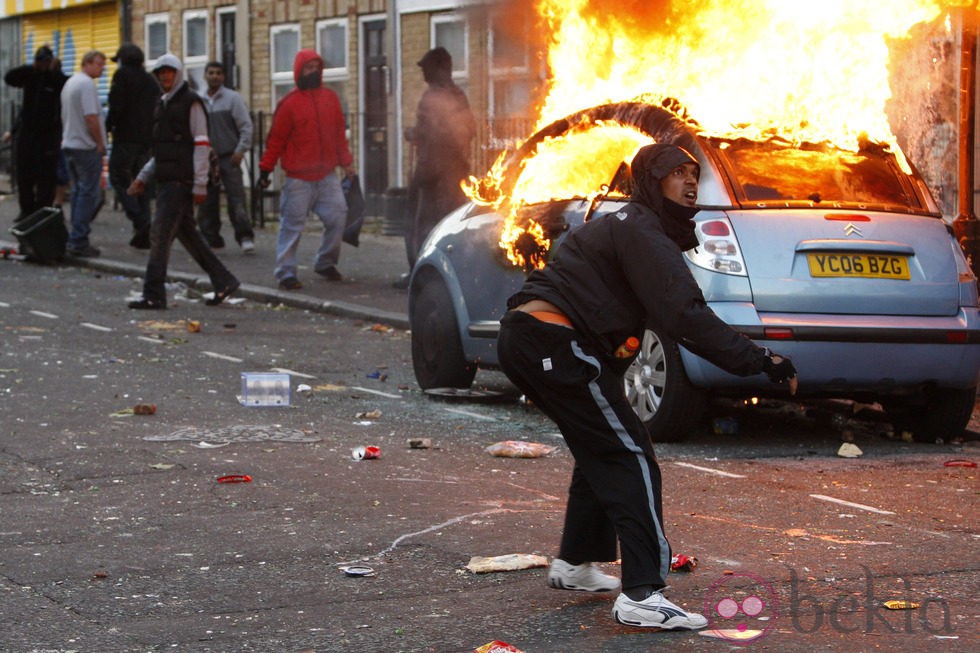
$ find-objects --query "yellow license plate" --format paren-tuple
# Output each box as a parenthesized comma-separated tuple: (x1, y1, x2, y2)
(807, 253, 910, 279)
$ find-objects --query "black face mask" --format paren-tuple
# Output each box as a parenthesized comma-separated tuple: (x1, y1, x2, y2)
(297, 71, 320, 90)
(661, 197, 700, 251)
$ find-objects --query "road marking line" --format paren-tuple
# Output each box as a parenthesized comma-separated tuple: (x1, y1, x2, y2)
(0, 301, 10, 307)
(674, 461, 747, 478)
(80, 322, 113, 332)
(30, 310, 58, 319)
(442, 407, 497, 421)
(350, 386, 403, 399)
(271, 367, 316, 379)
(809, 494, 895, 515)
(137, 336, 163, 344)
(202, 351, 243, 363)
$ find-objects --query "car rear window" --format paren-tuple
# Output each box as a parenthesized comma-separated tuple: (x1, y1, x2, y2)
(710, 138, 923, 210)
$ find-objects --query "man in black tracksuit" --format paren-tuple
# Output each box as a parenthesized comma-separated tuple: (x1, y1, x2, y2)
(497, 143, 797, 630)
(3, 45, 67, 219)
(106, 43, 160, 249)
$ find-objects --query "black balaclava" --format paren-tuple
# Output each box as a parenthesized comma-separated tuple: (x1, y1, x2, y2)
(297, 70, 321, 90)
(418, 47, 453, 87)
(630, 143, 701, 251)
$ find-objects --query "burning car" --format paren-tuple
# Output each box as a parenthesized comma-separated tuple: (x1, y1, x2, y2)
(408, 100, 980, 442)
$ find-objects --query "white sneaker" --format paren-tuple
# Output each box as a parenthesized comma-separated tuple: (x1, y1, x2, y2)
(612, 589, 708, 630)
(241, 238, 255, 254)
(547, 558, 621, 592)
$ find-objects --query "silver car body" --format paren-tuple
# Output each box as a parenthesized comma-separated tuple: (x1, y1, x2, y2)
(409, 102, 980, 440)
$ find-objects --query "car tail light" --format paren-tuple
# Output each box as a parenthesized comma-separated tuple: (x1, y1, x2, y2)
(687, 217, 747, 276)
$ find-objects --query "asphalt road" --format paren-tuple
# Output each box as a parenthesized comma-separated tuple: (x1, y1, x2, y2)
(0, 206, 977, 652)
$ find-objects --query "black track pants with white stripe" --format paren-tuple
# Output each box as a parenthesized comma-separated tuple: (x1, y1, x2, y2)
(498, 310, 672, 590)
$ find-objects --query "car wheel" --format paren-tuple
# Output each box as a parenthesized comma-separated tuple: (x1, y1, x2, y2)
(624, 328, 706, 443)
(883, 386, 977, 443)
(411, 278, 477, 390)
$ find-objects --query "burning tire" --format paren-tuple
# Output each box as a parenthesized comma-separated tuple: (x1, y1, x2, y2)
(411, 277, 477, 389)
(625, 328, 706, 443)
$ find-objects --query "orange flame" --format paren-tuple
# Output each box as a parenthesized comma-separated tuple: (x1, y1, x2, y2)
(470, 0, 973, 269)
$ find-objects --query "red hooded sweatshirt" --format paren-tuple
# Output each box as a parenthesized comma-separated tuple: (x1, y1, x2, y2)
(259, 49, 353, 181)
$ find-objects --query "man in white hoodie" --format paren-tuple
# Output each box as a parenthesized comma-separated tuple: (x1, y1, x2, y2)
(126, 54, 239, 310)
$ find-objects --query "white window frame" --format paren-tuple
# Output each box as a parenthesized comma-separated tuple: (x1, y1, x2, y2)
(488, 9, 532, 121)
(270, 23, 301, 110)
(431, 14, 468, 81)
(145, 13, 170, 66)
(183, 9, 209, 92)
(315, 18, 349, 80)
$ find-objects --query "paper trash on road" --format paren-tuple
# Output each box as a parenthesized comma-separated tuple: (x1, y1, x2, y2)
(837, 442, 863, 458)
(484, 441, 556, 458)
(465, 553, 549, 573)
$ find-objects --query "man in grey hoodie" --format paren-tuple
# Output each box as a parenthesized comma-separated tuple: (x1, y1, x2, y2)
(195, 61, 255, 253)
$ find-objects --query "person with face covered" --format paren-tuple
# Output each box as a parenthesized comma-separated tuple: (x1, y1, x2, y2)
(257, 49, 355, 290)
(125, 54, 239, 310)
(395, 46, 476, 288)
(3, 45, 68, 220)
(496, 143, 798, 631)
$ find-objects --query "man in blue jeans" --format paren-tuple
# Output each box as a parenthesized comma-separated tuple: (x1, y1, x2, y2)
(61, 50, 107, 257)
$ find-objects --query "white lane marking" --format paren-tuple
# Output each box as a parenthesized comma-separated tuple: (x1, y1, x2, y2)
(809, 494, 895, 515)
(0, 301, 10, 307)
(137, 336, 163, 344)
(673, 461, 747, 478)
(350, 386, 403, 399)
(202, 351, 243, 363)
(270, 367, 316, 379)
(80, 322, 113, 332)
(30, 310, 58, 319)
(442, 407, 497, 421)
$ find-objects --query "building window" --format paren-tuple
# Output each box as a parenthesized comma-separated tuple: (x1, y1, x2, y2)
(489, 10, 532, 119)
(270, 23, 300, 107)
(432, 14, 468, 82)
(182, 10, 208, 92)
(316, 18, 349, 112)
(145, 13, 170, 65)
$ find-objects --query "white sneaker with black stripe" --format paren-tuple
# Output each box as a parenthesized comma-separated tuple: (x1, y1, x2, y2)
(547, 558, 621, 592)
(612, 589, 708, 630)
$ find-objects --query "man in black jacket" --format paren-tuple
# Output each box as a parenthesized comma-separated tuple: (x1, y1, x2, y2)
(497, 143, 797, 631)
(106, 43, 159, 249)
(396, 47, 476, 288)
(125, 54, 238, 310)
(3, 45, 67, 219)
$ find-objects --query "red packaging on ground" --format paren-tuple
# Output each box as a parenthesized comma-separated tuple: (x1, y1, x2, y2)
(475, 642, 524, 653)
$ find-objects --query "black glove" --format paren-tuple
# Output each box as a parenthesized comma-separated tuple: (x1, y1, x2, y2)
(762, 349, 797, 384)
(257, 170, 271, 190)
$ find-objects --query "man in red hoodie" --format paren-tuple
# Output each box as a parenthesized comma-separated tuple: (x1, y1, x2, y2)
(257, 50, 355, 289)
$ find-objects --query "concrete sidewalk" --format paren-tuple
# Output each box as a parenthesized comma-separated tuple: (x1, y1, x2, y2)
(0, 192, 412, 328)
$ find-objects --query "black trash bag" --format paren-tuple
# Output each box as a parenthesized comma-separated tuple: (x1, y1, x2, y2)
(342, 174, 366, 247)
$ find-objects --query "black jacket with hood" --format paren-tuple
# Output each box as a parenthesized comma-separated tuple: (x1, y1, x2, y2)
(105, 44, 159, 145)
(508, 143, 767, 376)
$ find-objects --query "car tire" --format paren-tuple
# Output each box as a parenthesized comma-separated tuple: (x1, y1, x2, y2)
(883, 386, 977, 443)
(411, 278, 477, 390)
(625, 328, 706, 443)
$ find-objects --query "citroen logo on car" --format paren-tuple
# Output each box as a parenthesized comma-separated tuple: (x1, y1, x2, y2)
(844, 223, 863, 237)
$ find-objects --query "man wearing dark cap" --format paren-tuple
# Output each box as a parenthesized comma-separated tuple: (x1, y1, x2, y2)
(3, 45, 68, 218)
(106, 43, 160, 249)
(396, 46, 476, 288)
(496, 143, 798, 631)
